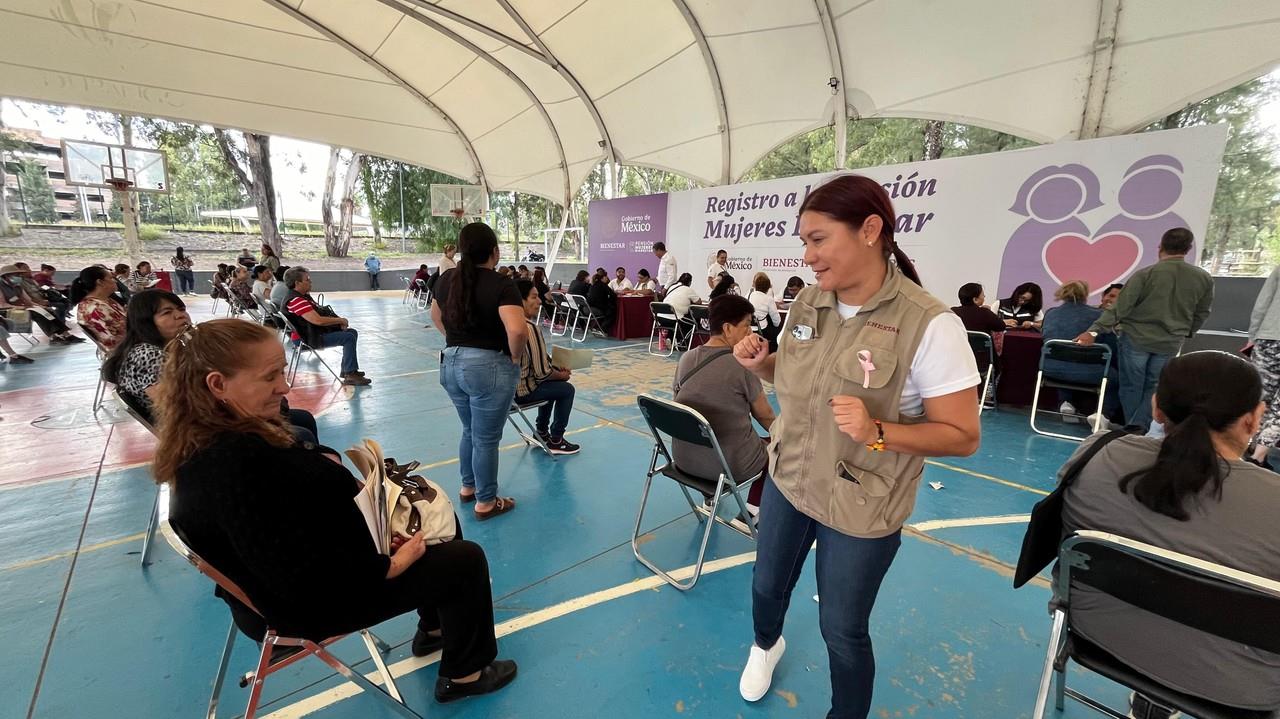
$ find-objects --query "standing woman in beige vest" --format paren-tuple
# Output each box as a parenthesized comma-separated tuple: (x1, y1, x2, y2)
(734, 175, 982, 719)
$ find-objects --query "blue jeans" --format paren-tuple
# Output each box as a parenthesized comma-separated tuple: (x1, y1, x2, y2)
(175, 269, 195, 294)
(319, 328, 360, 375)
(1117, 334, 1173, 428)
(1043, 361, 1121, 420)
(517, 379, 576, 438)
(752, 479, 901, 719)
(440, 346, 520, 503)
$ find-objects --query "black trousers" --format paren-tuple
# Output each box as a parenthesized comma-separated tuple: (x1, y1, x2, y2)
(29, 310, 68, 337)
(230, 527, 498, 680)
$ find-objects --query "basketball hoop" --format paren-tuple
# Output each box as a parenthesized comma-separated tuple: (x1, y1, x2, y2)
(450, 208, 466, 220)
(104, 177, 134, 192)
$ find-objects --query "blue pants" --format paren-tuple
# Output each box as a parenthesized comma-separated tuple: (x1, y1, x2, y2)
(1043, 361, 1121, 421)
(1117, 334, 1173, 429)
(752, 479, 901, 719)
(440, 346, 520, 503)
(517, 379, 576, 439)
(319, 328, 360, 376)
(175, 269, 195, 294)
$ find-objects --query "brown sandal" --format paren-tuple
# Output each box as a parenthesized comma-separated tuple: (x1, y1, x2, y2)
(475, 496, 516, 521)
(459, 491, 476, 504)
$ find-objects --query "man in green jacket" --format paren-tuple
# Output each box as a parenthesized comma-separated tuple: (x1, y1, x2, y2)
(1076, 227, 1214, 429)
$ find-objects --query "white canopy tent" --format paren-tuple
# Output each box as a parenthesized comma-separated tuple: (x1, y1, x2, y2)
(2, 0, 1279, 211)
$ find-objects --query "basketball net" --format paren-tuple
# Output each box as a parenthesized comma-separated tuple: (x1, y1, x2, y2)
(451, 208, 466, 220)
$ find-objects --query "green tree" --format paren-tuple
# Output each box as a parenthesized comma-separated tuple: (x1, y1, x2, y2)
(1150, 77, 1280, 273)
(136, 119, 248, 225)
(360, 158, 469, 250)
(16, 159, 56, 223)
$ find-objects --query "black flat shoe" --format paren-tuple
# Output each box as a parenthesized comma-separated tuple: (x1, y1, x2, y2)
(411, 629, 444, 657)
(434, 660, 517, 703)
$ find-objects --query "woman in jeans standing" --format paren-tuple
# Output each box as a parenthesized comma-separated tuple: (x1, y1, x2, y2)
(170, 247, 195, 296)
(733, 175, 981, 718)
(431, 223, 527, 521)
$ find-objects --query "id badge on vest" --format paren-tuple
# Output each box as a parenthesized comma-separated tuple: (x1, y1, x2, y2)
(791, 323, 817, 342)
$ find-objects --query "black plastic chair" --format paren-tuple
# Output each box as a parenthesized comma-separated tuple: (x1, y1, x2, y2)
(967, 331, 997, 413)
(1033, 531, 1280, 719)
(633, 394, 759, 590)
(648, 302, 693, 356)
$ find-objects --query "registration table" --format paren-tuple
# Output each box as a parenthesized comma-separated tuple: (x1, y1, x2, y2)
(611, 295, 655, 340)
(994, 329, 1044, 407)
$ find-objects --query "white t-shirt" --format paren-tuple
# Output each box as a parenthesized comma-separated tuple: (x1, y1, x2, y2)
(835, 301, 980, 416)
(609, 277, 634, 292)
(748, 289, 781, 326)
(707, 261, 727, 285)
(634, 278, 656, 292)
(657, 254, 678, 288)
(438, 256, 457, 273)
(252, 278, 274, 301)
(664, 284, 701, 318)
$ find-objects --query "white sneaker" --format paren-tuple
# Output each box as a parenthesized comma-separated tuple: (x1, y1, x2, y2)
(1085, 412, 1116, 431)
(739, 637, 786, 702)
(1059, 401, 1080, 424)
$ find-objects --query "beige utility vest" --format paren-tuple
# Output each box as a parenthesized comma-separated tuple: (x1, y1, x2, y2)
(768, 265, 947, 538)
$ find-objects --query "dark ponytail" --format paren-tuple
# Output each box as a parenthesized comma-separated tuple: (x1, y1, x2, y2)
(442, 222, 499, 330)
(1118, 351, 1262, 520)
(68, 265, 110, 305)
(799, 174, 922, 286)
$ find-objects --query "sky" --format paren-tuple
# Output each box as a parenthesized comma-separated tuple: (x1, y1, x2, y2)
(4, 66, 1280, 211)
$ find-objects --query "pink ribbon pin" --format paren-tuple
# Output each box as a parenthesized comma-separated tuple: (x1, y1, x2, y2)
(857, 350, 876, 389)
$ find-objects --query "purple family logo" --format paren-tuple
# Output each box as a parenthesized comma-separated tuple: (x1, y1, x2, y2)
(996, 155, 1186, 299)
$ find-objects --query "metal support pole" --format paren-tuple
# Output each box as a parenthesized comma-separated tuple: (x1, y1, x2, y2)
(398, 162, 407, 253)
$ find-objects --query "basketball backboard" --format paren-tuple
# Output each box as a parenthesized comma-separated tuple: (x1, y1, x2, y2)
(61, 140, 169, 193)
(429, 183, 486, 218)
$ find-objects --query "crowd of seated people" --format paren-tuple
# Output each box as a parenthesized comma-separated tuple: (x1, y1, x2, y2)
(282, 266, 371, 386)
(152, 318, 517, 702)
(0, 263, 84, 345)
(1060, 351, 1280, 717)
(514, 279, 581, 455)
(671, 295, 775, 517)
(103, 289, 319, 443)
(70, 265, 128, 350)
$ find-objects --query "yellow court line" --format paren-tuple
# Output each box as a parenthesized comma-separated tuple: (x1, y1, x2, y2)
(3, 532, 146, 573)
(925, 459, 1050, 496)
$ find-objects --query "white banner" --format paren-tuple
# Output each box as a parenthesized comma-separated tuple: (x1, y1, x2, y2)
(665, 124, 1228, 306)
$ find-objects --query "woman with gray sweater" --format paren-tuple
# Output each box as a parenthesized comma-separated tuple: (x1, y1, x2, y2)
(1061, 351, 1280, 717)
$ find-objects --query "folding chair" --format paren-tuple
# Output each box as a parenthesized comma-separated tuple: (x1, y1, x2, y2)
(633, 394, 760, 590)
(401, 276, 415, 305)
(648, 302, 693, 357)
(1032, 530, 1280, 719)
(279, 312, 343, 385)
(155, 484, 423, 719)
(77, 322, 113, 413)
(114, 389, 162, 568)
(686, 304, 712, 349)
(507, 399, 555, 459)
(566, 294, 606, 342)
(547, 291, 574, 337)
(967, 331, 997, 413)
(208, 280, 223, 315)
(1030, 340, 1111, 441)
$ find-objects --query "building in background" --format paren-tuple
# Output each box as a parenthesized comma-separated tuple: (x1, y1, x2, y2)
(2, 129, 105, 223)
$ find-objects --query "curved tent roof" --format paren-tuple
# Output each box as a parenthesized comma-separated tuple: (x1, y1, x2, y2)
(2, 0, 1278, 203)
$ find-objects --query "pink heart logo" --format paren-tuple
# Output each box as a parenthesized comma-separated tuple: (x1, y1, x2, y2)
(1042, 231, 1142, 295)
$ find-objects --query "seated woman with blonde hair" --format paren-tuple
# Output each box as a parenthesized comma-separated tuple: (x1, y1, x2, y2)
(1042, 280, 1120, 423)
(153, 319, 516, 703)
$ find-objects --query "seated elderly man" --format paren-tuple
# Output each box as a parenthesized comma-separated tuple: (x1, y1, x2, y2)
(14, 261, 69, 322)
(281, 266, 370, 386)
(0, 264, 83, 344)
(672, 295, 774, 515)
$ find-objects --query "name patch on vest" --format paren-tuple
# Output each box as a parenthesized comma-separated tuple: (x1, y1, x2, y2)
(865, 321, 899, 335)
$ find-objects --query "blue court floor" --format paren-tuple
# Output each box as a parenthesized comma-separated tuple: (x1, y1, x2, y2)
(0, 291, 1130, 719)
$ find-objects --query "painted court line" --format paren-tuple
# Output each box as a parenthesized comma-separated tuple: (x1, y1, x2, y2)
(924, 460, 1050, 496)
(908, 514, 1031, 532)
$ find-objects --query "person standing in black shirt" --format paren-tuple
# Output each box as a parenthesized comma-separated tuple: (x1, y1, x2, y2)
(431, 223, 527, 521)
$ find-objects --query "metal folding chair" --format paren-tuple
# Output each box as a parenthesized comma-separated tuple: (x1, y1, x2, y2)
(112, 388, 162, 568)
(1031, 531, 1280, 719)
(507, 399, 556, 459)
(648, 302, 693, 356)
(155, 483, 422, 719)
(686, 304, 712, 349)
(547, 291, 574, 337)
(633, 394, 760, 590)
(566, 294, 606, 342)
(77, 322, 113, 413)
(208, 280, 223, 315)
(0, 308, 39, 346)
(279, 312, 343, 385)
(967, 331, 997, 413)
(1030, 340, 1112, 441)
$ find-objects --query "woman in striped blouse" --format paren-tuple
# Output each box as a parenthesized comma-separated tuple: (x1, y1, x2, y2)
(514, 279, 580, 455)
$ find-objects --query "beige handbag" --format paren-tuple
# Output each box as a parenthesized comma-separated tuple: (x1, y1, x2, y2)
(346, 438, 456, 550)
